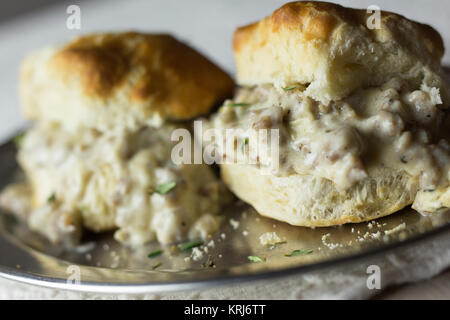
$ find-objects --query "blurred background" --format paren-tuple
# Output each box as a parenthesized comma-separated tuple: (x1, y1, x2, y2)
(0, 0, 449, 142)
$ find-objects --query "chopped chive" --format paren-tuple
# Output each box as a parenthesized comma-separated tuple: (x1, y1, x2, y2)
(147, 249, 163, 258)
(152, 182, 177, 195)
(284, 249, 313, 257)
(178, 241, 203, 251)
(47, 193, 56, 203)
(13, 132, 26, 148)
(227, 102, 250, 107)
(282, 86, 297, 91)
(248, 255, 266, 263)
(241, 137, 249, 152)
(151, 262, 162, 270)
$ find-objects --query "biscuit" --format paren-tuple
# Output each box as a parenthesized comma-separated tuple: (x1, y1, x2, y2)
(233, 1, 448, 105)
(213, 2, 450, 227)
(20, 32, 234, 130)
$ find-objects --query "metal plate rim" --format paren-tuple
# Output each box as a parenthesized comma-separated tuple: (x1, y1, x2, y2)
(0, 218, 449, 294)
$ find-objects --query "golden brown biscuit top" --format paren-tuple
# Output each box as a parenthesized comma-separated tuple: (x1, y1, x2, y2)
(231, 1, 448, 105)
(234, 1, 444, 61)
(49, 32, 234, 120)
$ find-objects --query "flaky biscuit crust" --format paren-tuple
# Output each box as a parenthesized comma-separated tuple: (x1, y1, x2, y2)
(21, 32, 234, 126)
(223, 2, 450, 226)
(233, 1, 448, 104)
(222, 164, 419, 227)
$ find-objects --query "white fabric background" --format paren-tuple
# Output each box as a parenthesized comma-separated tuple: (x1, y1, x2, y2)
(0, 0, 449, 299)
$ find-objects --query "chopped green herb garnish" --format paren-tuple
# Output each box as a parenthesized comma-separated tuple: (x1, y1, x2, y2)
(248, 255, 266, 263)
(227, 102, 250, 107)
(284, 249, 313, 257)
(151, 262, 162, 270)
(282, 86, 297, 91)
(152, 182, 177, 195)
(241, 137, 249, 152)
(178, 241, 203, 251)
(148, 249, 163, 258)
(47, 193, 56, 203)
(13, 132, 26, 148)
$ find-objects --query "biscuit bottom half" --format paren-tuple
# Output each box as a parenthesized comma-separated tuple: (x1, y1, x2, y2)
(209, 81, 450, 226)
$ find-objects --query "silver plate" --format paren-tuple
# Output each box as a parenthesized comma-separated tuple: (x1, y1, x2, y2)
(1, 65, 450, 293)
(1, 141, 450, 294)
